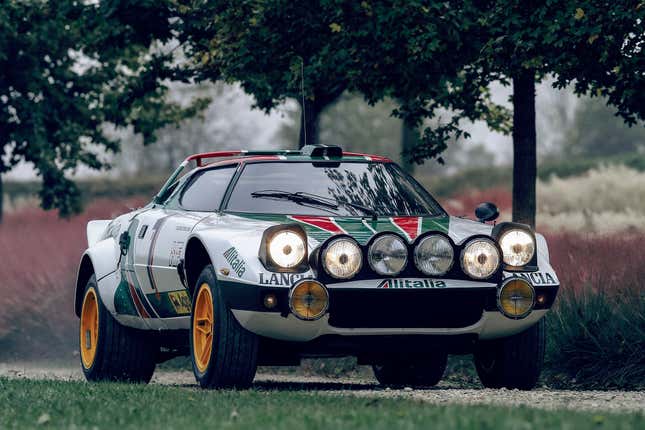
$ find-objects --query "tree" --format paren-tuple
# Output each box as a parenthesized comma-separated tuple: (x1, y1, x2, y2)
(0, 0, 202, 220)
(473, 1, 645, 226)
(176, 0, 355, 148)
(339, 1, 644, 227)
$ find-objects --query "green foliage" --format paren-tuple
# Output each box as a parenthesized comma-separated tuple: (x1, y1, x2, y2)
(0, 0, 202, 217)
(547, 290, 645, 390)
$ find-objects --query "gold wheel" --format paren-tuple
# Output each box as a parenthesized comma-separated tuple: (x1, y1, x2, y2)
(80, 288, 99, 369)
(193, 283, 214, 373)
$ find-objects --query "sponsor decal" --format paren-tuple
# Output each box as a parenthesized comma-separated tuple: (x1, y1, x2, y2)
(377, 279, 447, 289)
(259, 272, 307, 286)
(168, 290, 191, 315)
(169, 241, 184, 267)
(512, 272, 558, 286)
(223, 246, 246, 277)
(289, 216, 345, 234)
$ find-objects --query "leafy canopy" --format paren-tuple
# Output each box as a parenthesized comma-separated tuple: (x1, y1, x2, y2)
(0, 0, 205, 216)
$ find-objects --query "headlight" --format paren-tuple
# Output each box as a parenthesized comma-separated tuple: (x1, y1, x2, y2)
(498, 278, 535, 319)
(368, 234, 408, 276)
(322, 237, 362, 279)
(498, 229, 535, 267)
(289, 280, 329, 320)
(268, 230, 306, 268)
(461, 238, 500, 279)
(414, 235, 454, 276)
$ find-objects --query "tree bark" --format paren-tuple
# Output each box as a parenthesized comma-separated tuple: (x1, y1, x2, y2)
(0, 174, 3, 224)
(400, 122, 418, 175)
(298, 99, 320, 148)
(512, 69, 537, 228)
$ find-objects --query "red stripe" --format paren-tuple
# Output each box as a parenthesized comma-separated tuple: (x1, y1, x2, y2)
(392, 217, 420, 240)
(343, 152, 391, 162)
(290, 216, 344, 233)
(125, 273, 150, 318)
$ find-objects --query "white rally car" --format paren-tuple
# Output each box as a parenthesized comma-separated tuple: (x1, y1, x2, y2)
(75, 145, 559, 389)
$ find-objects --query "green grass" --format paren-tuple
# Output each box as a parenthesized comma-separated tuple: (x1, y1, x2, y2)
(0, 378, 642, 430)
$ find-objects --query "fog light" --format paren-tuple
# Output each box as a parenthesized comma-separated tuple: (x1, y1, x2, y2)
(536, 294, 546, 306)
(263, 293, 277, 309)
(289, 280, 329, 320)
(498, 278, 535, 319)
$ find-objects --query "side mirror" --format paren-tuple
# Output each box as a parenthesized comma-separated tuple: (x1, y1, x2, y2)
(475, 202, 499, 223)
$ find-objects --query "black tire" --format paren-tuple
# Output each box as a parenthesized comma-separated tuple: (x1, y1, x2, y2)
(79, 275, 157, 383)
(190, 265, 258, 389)
(372, 353, 447, 387)
(474, 318, 546, 390)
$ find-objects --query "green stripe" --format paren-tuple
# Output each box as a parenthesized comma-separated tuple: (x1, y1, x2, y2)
(421, 216, 450, 234)
(334, 218, 376, 245)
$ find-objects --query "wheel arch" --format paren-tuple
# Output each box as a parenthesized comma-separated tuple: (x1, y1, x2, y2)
(75, 254, 95, 317)
(184, 237, 213, 297)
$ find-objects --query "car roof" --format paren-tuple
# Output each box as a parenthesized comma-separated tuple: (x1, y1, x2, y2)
(185, 146, 391, 171)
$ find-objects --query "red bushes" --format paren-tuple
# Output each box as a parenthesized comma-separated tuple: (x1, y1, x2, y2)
(0, 198, 145, 359)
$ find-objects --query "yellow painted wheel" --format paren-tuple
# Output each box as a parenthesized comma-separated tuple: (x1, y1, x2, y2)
(193, 283, 214, 373)
(80, 288, 99, 369)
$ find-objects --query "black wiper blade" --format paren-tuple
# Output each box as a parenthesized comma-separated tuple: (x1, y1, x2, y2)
(251, 190, 339, 210)
(251, 190, 378, 219)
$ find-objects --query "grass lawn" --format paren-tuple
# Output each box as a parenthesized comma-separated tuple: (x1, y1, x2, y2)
(0, 378, 643, 430)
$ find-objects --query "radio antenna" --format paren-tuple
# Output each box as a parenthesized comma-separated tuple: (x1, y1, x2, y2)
(300, 58, 307, 147)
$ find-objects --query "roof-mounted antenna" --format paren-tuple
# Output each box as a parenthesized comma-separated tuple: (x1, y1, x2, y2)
(300, 57, 307, 147)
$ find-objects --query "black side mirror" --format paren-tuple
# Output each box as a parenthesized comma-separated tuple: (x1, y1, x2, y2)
(475, 202, 499, 223)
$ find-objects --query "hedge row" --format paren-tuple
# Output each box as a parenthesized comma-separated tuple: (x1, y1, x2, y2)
(420, 152, 645, 198)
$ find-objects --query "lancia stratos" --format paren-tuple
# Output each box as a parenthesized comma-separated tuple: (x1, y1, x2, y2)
(75, 145, 559, 389)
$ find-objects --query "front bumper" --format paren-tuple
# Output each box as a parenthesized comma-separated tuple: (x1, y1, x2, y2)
(221, 277, 558, 342)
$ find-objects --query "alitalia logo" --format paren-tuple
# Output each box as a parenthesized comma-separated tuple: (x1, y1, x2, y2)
(377, 279, 447, 289)
(223, 247, 246, 277)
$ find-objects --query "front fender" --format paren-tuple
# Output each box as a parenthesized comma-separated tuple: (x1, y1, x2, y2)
(187, 228, 313, 289)
(74, 237, 120, 316)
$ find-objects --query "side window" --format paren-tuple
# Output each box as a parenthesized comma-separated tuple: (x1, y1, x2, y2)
(179, 166, 237, 211)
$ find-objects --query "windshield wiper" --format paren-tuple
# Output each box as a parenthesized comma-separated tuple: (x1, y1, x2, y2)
(251, 190, 378, 220)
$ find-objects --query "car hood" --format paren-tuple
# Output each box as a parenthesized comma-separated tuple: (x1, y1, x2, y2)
(218, 212, 493, 246)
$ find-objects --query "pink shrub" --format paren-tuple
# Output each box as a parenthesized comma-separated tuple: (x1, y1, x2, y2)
(0, 198, 145, 359)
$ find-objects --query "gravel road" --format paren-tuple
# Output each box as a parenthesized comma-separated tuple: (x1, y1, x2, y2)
(1, 364, 643, 414)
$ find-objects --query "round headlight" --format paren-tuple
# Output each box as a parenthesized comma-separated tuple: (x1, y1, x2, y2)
(498, 278, 535, 319)
(268, 230, 306, 268)
(368, 234, 408, 276)
(322, 238, 362, 279)
(414, 235, 454, 276)
(461, 238, 500, 280)
(289, 280, 329, 320)
(499, 229, 535, 267)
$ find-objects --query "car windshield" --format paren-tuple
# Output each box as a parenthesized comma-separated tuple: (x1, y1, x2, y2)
(225, 161, 445, 217)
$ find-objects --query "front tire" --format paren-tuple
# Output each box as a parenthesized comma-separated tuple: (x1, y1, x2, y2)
(474, 318, 545, 390)
(190, 265, 258, 389)
(372, 353, 447, 387)
(79, 275, 157, 383)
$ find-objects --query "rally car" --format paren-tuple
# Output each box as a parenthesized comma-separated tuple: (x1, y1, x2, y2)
(75, 144, 559, 389)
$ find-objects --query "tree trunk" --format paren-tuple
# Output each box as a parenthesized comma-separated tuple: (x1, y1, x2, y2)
(400, 122, 418, 175)
(298, 99, 320, 148)
(512, 69, 537, 228)
(0, 174, 3, 224)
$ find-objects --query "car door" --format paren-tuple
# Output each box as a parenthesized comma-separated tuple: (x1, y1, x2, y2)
(133, 165, 239, 318)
